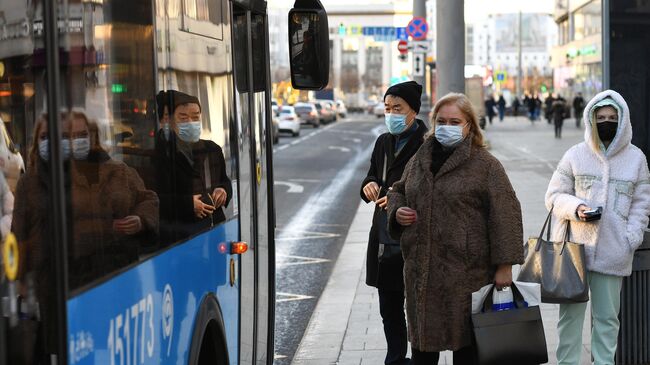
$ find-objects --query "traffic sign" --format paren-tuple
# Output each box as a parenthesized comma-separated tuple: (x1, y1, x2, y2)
(413, 54, 425, 77)
(406, 17, 428, 41)
(408, 40, 431, 53)
(397, 40, 408, 54)
(495, 71, 508, 82)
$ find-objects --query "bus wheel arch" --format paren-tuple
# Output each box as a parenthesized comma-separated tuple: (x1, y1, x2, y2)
(188, 294, 230, 365)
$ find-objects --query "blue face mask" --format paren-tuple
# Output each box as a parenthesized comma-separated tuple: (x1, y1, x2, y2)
(177, 121, 201, 143)
(384, 113, 409, 135)
(435, 125, 466, 148)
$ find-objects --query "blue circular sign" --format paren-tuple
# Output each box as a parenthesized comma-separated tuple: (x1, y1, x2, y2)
(406, 17, 428, 40)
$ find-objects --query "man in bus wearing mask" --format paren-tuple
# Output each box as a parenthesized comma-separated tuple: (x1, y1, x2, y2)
(360, 81, 428, 365)
(154, 91, 232, 243)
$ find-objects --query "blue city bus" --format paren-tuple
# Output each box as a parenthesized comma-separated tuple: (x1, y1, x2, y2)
(0, 0, 328, 364)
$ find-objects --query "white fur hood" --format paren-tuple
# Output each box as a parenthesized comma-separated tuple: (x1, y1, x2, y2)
(545, 90, 650, 277)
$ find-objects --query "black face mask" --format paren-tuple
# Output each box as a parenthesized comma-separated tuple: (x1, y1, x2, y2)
(597, 122, 618, 142)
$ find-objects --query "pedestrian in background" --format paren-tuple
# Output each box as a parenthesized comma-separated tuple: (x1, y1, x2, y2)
(361, 80, 428, 365)
(545, 93, 555, 124)
(484, 96, 496, 124)
(512, 96, 521, 118)
(552, 95, 568, 138)
(526, 93, 536, 121)
(546, 90, 650, 365)
(534, 94, 543, 120)
(387, 93, 524, 365)
(573, 92, 586, 128)
(497, 94, 506, 122)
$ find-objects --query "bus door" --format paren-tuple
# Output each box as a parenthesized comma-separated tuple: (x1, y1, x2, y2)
(232, 2, 274, 364)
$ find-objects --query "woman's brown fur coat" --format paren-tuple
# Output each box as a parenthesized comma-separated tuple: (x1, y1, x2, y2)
(387, 136, 524, 352)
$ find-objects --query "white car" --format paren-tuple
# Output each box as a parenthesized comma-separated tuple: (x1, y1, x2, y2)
(278, 106, 301, 137)
(0, 117, 24, 192)
(373, 102, 385, 118)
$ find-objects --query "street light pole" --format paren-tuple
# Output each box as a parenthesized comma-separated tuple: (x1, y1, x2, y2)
(517, 10, 523, 97)
(436, 0, 465, 97)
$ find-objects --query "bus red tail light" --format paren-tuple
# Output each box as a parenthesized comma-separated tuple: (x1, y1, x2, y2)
(231, 242, 248, 255)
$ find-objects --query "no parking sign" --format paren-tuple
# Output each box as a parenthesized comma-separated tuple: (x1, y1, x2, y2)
(406, 17, 428, 40)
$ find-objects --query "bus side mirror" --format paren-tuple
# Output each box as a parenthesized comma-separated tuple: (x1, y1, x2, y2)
(288, 0, 329, 90)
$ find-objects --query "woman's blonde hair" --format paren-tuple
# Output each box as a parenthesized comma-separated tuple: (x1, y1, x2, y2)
(425, 92, 485, 148)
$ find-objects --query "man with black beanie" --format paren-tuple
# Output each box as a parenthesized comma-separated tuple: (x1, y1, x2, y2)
(360, 80, 428, 365)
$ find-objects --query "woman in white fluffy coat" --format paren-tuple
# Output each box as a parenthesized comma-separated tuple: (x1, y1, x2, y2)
(546, 89, 650, 365)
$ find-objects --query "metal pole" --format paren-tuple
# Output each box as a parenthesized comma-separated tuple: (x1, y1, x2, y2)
(517, 10, 522, 98)
(436, 0, 465, 97)
(413, 0, 429, 119)
(44, 0, 69, 363)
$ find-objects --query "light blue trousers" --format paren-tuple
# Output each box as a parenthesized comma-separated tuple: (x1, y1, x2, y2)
(556, 271, 623, 365)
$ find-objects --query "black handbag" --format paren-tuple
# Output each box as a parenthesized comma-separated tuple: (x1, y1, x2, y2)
(472, 283, 548, 365)
(377, 153, 400, 262)
(517, 208, 589, 303)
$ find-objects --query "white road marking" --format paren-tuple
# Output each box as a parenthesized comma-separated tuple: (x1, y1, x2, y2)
(275, 125, 384, 260)
(274, 354, 287, 360)
(288, 178, 320, 183)
(276, 292, 314, 303)
(328, 146, 351, 153)
(274, 181, 304, 193)
(343, 137, 362, 143)
(274, 229, 341, 241)
(276, 255, 331, 267)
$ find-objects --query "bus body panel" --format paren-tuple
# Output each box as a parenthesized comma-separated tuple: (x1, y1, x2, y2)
(67, 220, 240, 365)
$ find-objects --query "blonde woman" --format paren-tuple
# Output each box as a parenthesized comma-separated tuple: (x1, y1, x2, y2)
(546, 90, 650, 364)
(387, 93, 524, 364)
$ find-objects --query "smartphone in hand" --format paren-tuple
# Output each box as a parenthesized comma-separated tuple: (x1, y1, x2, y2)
(582, 207, 602, 222)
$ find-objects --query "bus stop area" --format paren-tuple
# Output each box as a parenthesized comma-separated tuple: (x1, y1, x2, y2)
(292, 117, 599, 365)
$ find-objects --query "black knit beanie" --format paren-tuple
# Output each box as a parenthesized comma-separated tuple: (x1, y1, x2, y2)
(384, 81, 423, 113)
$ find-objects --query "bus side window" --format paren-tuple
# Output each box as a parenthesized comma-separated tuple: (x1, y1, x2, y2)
(152, 0, 237, 246)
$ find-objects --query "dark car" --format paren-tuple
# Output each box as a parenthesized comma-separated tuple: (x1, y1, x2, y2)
(294, 102, 320, 128)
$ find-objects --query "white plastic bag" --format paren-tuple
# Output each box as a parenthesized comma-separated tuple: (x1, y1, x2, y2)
(471, 281, 542, 314)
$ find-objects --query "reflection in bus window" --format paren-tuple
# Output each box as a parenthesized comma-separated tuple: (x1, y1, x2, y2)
(152, 91, 232, 245)
(65, 111, 159, 289)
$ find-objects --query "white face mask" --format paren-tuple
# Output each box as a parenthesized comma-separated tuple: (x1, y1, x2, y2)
(435, 125, 466, 148)
(38, 139, 49, 161)
(38, 139, 73, 161)
(72, 137, 90, 160)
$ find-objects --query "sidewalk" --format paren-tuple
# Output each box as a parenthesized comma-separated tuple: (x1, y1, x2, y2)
(291, 117, 591, 365)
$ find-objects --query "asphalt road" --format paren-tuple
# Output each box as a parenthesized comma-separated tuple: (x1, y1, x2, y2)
(272, 113, 383, 364)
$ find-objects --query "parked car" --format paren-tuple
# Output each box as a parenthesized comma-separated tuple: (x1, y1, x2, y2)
(271, 115, 280, 144)
(294, 102, 320, 128)
(313, 101, 336, 124)
(373, 102, 385, 118)
(278, 106, 301, 137)
(335, 100, 347, 118)
(0, 117, 24, 192)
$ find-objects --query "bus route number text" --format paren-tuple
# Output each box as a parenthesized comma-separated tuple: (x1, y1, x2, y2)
(108, 294, 155, 365)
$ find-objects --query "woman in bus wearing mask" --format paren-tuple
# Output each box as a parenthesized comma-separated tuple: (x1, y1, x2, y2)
(386, 93, 524, 365)
(12, 111, 158, 361)
(154, 91, 232, 243)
